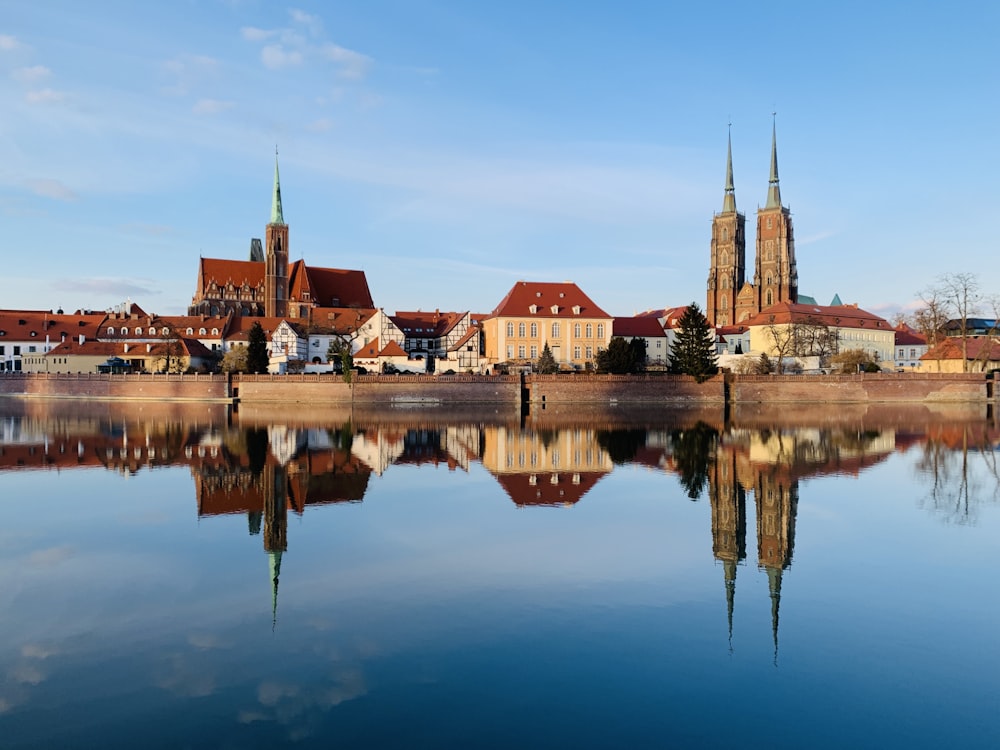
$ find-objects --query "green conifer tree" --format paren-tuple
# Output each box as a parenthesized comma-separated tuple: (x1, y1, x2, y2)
(536, 343, 558, 374)
(669, 303, 718, 382)
(246, 322, 270, 374)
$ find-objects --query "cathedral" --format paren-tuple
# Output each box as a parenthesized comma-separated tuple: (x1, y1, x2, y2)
(188, 153, 374, 319)
(706, 122, 798, 326)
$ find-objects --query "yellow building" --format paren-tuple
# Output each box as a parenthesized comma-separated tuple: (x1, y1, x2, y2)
(483, 281, 613, 370)
(745, 302, 894, 366)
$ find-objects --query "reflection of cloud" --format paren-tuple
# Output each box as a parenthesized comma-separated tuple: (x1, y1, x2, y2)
(53, 277, 159, 297)
(21, 644, 56, 660)
(258, 681, 300, 707)
(28, 546, 74, 567)
(188, 633, 226, 650)
(22, 178, 78, 201)
(0, 697, 10, 713)
(11, 663, 45, 685)
(156, 653, 216, 698)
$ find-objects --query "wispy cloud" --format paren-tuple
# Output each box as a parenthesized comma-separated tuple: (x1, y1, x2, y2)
(305, 118, 334, 133)
(242, 11, 372, 80)
(11, 65, 51, 84)
(23, 178, 78, 201)
(322, 43, 371, 79)
(25, 88, 65, 104)
(161, 54, 219, 96)
(797, 230, 836, 245)
(54, 277, 160, 297)
(192, 98, 235, 115)
(261, 44, 303, 70)
(0, 34, 23, 51)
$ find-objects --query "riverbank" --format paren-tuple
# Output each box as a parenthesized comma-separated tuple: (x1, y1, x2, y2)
(0, 371, 991, 406)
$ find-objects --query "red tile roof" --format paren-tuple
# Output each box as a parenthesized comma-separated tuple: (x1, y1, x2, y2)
(489, 281, 610, 319)
(391, 310, 466, 337)
(894, 327, 927, 346)
(289, 261, 374, 309)
(921, 337, 1000, 362)
(379, 340, 407, 357)
(743, 301, 890, 329)
(0, 310, 106, 342)
(613, 316, 667, 338)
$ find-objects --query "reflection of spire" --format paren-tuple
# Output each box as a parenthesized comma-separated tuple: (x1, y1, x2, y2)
(768, 566, 783, 666)
(269, 549, 282, 631)
(724, 558, 737, 652)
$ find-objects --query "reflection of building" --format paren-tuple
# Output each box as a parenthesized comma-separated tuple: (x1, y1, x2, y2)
(709, 448, 746, 647)
(482, 426, 612, 506)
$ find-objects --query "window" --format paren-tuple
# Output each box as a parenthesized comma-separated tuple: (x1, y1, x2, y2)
(552, 322, 560, 337)
(766, 290, 773, 306)
(656, 340, 662, 348)
(148, 327, 156, 335)
(507, 322, 514, 337)
(572, 305, 581, 315)
(530, 322, 537, 337)
(199, 328, 207, 335)
(530, 345, 538, 358)
(910, 348, 916, 358)
(517, 345, 525, 359)
(898, 348, 904, 358)
(585, 324, 592, 337)
(211, 328, 219, 335)
(506, 345, 514, 359)
(574, 323, 581, 337)
(529, 304, 538, 314)
(596, 324, 604, 338)
(13, 346, 20, 355)
(28, 346, 36, 353)
(107, 327, 114, 335)
(767, 217, 773, 229)
(518, 322, 526, 337)
(550, 305, 559, 314)
(573, 346, 581, 359)
(586, 346, 593, 359)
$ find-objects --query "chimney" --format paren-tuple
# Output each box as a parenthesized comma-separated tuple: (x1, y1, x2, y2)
(146, 343, 151, 353)
(78, 334, 84, 346)
(123, 343, 129, 353)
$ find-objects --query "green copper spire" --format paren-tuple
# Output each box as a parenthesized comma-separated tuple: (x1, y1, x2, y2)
(724, 558, 737, 652)
(722, 126, 736, 214)
(765, 116, 782, 209)
(270, 147, 285, 225)
(768, 566, 783, 665)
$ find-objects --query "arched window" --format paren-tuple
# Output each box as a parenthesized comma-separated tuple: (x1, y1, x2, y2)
(186, 328, 193, 335)
(211, 328, 219, 336)
(552, 322, 560, 338)
(199, 327, 207, 335)
(766, 290, 773, 306)
(506, 322, 514, 337)
(161, 327, 169, 335)
(107, 327, 114, 335)
(518, 322, 526, 337)
(585, 323, 592, 337)
(121, 327, 128, 335)
(721, 295, 727, 309)
(148, 327, 156, 335)
(596, 323, 605, 338)
(530, 322, 537, 337)
(574, 323, 581, 337)
(722, 227, 729, 241)
(720, 251, 728, 265)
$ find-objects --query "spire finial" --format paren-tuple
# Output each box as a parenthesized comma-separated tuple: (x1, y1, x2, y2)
(765, 113, 782, 209)
(270, 148, 285, 225)
(722, 125, 736, 213)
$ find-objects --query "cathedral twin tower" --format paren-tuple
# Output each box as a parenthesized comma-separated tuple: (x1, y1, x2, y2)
(707, 122, 798, 327)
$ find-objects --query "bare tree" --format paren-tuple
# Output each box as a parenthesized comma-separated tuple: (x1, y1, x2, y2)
(939, 272, 981, 372)
(791, 315, 839, 368)
(914, 284, 952, 348)
(763, 317, 797, 373)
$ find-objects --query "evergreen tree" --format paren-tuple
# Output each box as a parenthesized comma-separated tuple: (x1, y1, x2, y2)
(669, 302, 718, 381)
(596, 337, 640, 374)
(536, 343, 558, 374)
(246, 322, 269, 374)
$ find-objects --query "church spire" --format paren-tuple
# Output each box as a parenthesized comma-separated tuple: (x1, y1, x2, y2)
(765, 116, 782, 209)
(724, 558, 737, 653)
(768, 566, 783, 665)
(270, 147, 285, 226)
(269, 549, 282, 631)
(722, 125, 736, 214)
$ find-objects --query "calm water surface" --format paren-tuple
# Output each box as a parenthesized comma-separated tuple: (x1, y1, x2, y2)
(1, 401, 998, 749)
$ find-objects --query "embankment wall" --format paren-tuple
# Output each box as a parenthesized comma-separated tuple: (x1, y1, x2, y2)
(0, 373, 229, 401)
(526, 374, 725, 404)
(730, 373, 986, 403)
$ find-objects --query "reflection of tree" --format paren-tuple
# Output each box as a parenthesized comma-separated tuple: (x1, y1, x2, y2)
(669, 422, 718, 500)
(246, 428, 268, 476)
(594, 428, 648, 465)
(916, 425, 998, 524)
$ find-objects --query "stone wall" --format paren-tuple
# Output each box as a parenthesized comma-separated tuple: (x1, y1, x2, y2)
(0, 373, 230, 401)
(730, 373, 986, 403)
(526, 374, 726, 404)
(233, 373, 521, 406)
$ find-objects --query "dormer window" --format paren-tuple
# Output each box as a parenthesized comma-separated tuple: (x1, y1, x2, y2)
(135, 327, 142, 335)
(186, 328, 193, 335)
(30, 331, 37, 337)
(148, 327, 156, 335)
(572, 305, 581, 315)
(200, 327, 208, 335)
(550, 305, 559, 314)
(535, 292, 542, 298)
(161, 327, 169, 335)
(122, 327, 129, 335)
(107, 327, 115, 335)
(529, 305, 538, 314)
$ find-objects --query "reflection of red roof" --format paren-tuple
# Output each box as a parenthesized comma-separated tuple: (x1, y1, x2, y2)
(489, 281, 610, 319)
(494, 471, 608, 507)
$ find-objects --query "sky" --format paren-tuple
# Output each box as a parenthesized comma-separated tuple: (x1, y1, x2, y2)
(1, 0, 997, 319)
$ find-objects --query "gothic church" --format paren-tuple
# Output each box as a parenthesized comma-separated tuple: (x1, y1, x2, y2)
(706, 123, 798, 326)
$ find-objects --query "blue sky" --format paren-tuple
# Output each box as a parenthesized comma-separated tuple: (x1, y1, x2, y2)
(1, 0, 996, 318)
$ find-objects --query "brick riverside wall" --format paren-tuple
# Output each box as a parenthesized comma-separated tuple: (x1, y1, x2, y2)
(0, 373, 230, 401)
(526, 374, 726, 404)
(233, 373, 522, 405)
(730, 373, 986, 403)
